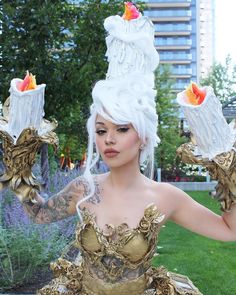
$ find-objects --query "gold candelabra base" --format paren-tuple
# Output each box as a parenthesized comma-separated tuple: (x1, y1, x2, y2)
(177, 142, 236, 212)
(0, 98, 59, 202)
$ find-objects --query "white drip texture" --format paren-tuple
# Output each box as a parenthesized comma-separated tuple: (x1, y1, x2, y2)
(77, 13, 161, 217)
(90, 14, 161, 165)
(105, 15, 159, 79)
(177, 86, 235, 159)
(8, 78, 46, 141)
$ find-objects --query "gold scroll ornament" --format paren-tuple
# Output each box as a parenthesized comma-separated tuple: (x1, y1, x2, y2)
(177, 140, 236, 212)
(0, 98, 59, 202)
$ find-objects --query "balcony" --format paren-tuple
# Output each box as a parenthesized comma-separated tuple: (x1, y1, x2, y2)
(160, 59, 191, 65)
(159, 53, 192, 60)
(144, 10, 191, 17)
(155, 23, 191, 31)
(147, 2, 191, 8)
(155, 31, 191, 36)
(171, 68, 192, 78)
(171, 74, 192, 79)
(145, 0, 191, 2)
(144, 0, 191, 3)
(156, 45, 191, 50)
(155, 38, 192, 48)
(155, 23, 191, 36)
(151, 16, 191, 22)
(172, 68, 192, 75)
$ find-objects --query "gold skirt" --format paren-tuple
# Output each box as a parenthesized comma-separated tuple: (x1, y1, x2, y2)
(36, 258, 202, 295)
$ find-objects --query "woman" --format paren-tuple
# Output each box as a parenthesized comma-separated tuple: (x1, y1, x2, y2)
(13, 4, 236, 295)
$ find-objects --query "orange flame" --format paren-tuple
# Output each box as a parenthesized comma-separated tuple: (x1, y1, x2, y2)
(17, 71, 37, 91)
(185, 82, 206, 105)
(122, 2, 140, 21)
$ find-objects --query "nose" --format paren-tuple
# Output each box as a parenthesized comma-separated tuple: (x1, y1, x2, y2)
(105, 130, 116, 145)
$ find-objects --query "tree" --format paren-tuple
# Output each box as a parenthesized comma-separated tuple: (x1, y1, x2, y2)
(201, 55, 236, 102)
(1, 0, 124, 160)
(155, 65, 185, 173)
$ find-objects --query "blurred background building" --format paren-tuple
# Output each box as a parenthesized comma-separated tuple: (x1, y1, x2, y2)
(144, 0, 215, 91)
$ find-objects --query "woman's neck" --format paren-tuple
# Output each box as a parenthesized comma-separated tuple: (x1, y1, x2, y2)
(107, 163, 144, 191)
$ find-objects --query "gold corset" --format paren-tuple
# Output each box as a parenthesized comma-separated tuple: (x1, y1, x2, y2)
(38, 204, 202, 295)
(75, 204, 164, 294)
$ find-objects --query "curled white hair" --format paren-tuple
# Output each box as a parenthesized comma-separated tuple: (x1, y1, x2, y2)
(76, 73, 160, 221)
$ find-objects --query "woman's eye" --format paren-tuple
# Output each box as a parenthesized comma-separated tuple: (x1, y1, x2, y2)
(95, 130, 106, 135)
(117, 127, 129, 133)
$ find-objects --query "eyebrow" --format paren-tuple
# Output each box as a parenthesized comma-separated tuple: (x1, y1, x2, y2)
(95, 121, 130, 127)
(95, 121, 105, 125)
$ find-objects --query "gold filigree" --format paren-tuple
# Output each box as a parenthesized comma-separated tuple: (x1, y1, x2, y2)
(0, 98, 58, 202)
(177, 142, 236, 211)
(139, 204, 165, 242)
(146, 267, 202, 295)
(37, 258, 83, 295)
(37, 206, 201, 295)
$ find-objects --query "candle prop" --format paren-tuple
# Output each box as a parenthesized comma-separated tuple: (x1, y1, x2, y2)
(0, 72, 58, 202)
(177, 83, 235, 160)
(9, 71, 46, 141)
(177, 82, 236, 211)
(122, 2, 141, 20)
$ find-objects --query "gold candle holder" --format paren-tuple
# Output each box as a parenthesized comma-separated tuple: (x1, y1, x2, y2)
(177, 138, 236, 212)
(0, 98, 58, 202)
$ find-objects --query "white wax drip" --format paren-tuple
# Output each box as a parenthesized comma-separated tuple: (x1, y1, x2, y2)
(104, 15, 159, 80)
(8, 78, 46, 142)
(177, 86, 235, 159)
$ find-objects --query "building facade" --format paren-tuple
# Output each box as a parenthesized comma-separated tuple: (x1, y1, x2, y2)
(198, 0, 215, 79)
(144, 0, 215, 91)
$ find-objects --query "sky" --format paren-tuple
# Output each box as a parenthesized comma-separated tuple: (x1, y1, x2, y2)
(214, 0, 236, 63)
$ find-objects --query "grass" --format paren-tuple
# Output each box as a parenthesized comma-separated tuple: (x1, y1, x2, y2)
(152, 191, 236, 295)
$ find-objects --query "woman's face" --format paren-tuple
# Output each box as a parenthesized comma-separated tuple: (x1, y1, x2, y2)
(95, 114, 142, 169)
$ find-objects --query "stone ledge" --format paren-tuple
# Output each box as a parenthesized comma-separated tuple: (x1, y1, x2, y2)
(169, 181, 217, 191)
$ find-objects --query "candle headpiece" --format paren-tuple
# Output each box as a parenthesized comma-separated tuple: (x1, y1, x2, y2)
(17, 71, 37, 92)
(88, 3, 160, 169)
(122, 2, 141, 20)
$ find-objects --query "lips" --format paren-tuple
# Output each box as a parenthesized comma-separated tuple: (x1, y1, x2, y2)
(104, 148, 119, 158)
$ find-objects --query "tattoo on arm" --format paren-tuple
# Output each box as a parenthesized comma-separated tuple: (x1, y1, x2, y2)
(22, 177, 87, 224)
(85, 176, 102, 205)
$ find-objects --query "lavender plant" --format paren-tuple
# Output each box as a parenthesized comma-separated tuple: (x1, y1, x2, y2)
(0, 163, 82, 290)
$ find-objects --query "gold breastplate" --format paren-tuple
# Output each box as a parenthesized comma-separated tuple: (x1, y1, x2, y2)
(75, 204, 165, 285)
(39, 205, 202, 295)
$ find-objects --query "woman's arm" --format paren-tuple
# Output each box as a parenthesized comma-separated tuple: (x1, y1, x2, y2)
(18, 176, 86, 224)
(161, 183, 236, 242)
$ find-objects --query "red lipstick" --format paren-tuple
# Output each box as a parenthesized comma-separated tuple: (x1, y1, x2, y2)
(104, 148, 119, 158)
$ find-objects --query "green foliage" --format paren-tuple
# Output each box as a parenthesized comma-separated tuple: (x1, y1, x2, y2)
(155, 65, 185, 170)
(201, 55, 236, 102)
(0, 224, 68, 290)
(154, 191, 236, 295)
(0, 0, 124, 159)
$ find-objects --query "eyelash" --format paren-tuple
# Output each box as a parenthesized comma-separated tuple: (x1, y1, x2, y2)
(95, 127, 129, 135)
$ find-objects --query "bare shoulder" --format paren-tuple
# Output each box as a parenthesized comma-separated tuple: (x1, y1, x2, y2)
(145, 177, 184, 196)
(154, 181, 184, 195)
(145, 178, 191, 217)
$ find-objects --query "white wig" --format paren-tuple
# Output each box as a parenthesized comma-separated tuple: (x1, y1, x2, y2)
(76, 73, 160, 219)
(76, 13, 160, 220)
